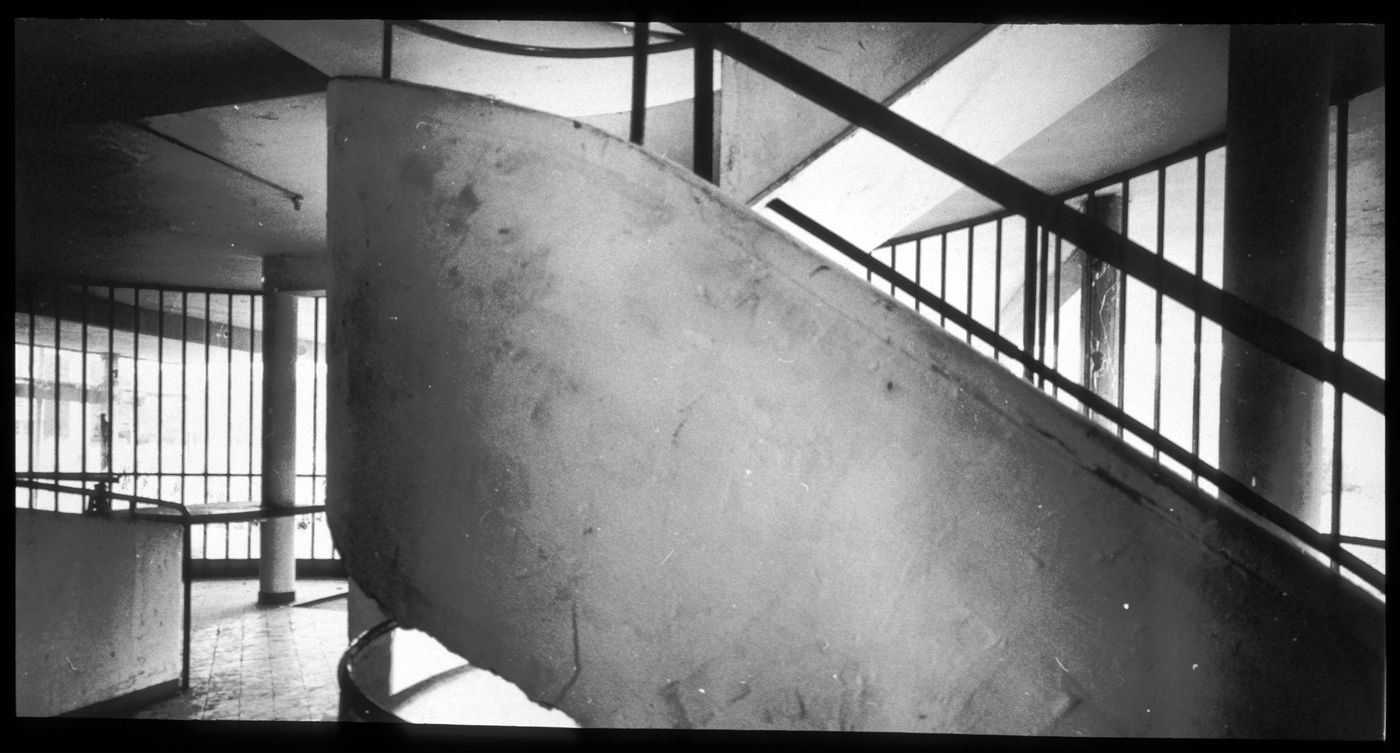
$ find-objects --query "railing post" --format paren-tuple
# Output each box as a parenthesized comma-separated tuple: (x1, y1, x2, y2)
(1330, 96, 1349, 562)
(381, 21, 393, 80)
(1022, 221, 1037, 382)
(630, 18, 649, 146)
(692, 25, 715, 182)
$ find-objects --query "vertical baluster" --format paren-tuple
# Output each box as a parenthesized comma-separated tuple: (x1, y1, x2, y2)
(81, 286, 89, 478)
(1023, 221, 1037, 382)
(966, 226, 976, 346)
(226, 293, 234, 509)
(158, 290, 165, 505)
(106, 287, 115, 477)
(1036, 227, 1049, 389)
(939, 233, 948, 327)
(993, 219, 1003, 364)
(53, 284, 61, 509)
(1154, 169, 1166, 462)
(181, 291, 188, 508)
(1192, 153, 1206, 487)
(27, 285, 36, 508)
(381, 21, 393, 80)
(1051, 235, 1062, 397)
(630, 19, 649, 146)
(1116, 181, 1130, 439)
(204, 292, 212, 558)
(1330, 98, 1348, 561)
(693, 26, 714, 182)
(914, 238, 923, 314)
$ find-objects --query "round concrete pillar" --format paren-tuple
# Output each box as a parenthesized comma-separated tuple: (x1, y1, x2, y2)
(1219, 26, 1334, 530)
(258, 290, 299, 605)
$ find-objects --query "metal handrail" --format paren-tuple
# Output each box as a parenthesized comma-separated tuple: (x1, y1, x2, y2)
(769, 199, 1385, 595)
(14, 478, 191, 517)
(669, 22, 1384, 418)
(338, 618, 408, 722)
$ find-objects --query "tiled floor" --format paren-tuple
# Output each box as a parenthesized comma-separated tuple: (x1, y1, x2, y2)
(131, 578, 349, 722)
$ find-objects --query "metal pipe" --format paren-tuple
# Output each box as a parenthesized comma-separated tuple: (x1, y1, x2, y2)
(226, 293, 234, 510)
(630, 18, 649, 146)
(940, 233, 948, 327)
(1154, 169, 1166, 461)
(81, 285, 89, 476)
(54, 284, 61, 509)
(381, 21, 393, 79)
(181, 291, 188, 508)
(993, 219, 1003, 363)
(1052, 235, 1062, 396)
(131, 123, 304, 212)
(1023, 221, 1037, 382)
(1331, 99, 1349, 548)
(1037, 227, 1050, 389)
(106, 287, 115, 477)
(158, 292, 165, 502)
(1192, 154, 1207, 487)
(28, 285, 35, 508)
(204, 292, 212, 557)
(967, 226, 976, 346)
(389, 18, 695, 59)
(692, 27, 714, 182)
(914, 239, 923, 315)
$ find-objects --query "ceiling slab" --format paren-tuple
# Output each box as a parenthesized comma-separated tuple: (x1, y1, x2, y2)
(14, 18, 327, 128)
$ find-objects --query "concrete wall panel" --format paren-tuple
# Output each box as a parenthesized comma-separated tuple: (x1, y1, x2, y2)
(15, 510, 184, 716)
(325, 78, 1383, 736)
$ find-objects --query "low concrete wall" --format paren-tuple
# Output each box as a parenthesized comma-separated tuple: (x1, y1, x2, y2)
(14, 509, 184, 717)
(325, 78, 1384, 736)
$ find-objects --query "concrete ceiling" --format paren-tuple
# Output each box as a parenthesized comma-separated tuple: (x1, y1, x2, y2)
(15, 19, 329, 291)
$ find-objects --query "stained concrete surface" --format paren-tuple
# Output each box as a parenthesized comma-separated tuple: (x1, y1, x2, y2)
(325, 78, 1383, 736)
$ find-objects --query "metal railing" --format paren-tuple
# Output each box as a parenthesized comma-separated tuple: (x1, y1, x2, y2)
(13, 282, 338, 566)
(728, 46, 1383, 587)
(846, 109, 1386, 587)
(378, 19, 715, 180)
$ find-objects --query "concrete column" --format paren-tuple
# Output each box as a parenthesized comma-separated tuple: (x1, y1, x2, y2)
(1219, 26, 1334, 529)
(1081, 193, 1123, 430)
(258, 289, 299, 605)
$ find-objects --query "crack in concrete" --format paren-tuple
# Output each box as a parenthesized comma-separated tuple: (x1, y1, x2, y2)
(548, 600, 582, 709)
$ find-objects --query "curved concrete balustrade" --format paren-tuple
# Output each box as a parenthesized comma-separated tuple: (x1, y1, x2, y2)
(325, 77, 1383, 736)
